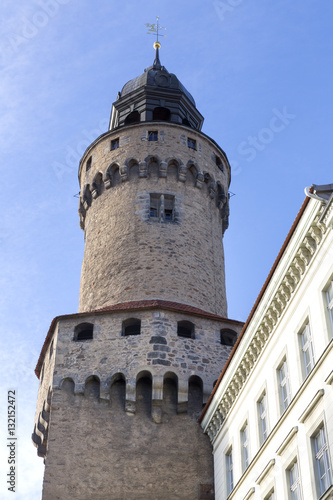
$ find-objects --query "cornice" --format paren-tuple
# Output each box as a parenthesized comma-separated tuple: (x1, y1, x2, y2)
(204, 202, 328, 443)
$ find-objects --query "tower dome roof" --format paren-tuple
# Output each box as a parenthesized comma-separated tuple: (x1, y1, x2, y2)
(120, 62, 196, 107)
(109, 47, 203, 131)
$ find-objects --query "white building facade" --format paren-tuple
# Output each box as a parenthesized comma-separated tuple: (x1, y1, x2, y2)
(201, 184, 333, 500)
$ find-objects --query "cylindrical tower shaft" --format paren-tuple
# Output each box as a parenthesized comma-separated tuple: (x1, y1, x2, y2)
(78, 122, 230, 315)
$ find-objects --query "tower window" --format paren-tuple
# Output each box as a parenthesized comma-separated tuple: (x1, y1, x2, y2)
(177, 321, 195, 339)
(182, 118, 191, 127)
(148, 131, 158, 141)
(153, 107, 170, 121)
(125, 111, 140, 125)
(220, 329, 237, 347)
(111, 138, 119, 150)
(149, 194, 175, 222)
(187, 137, 196, 150)
(122, 318, 141, 336)
(86, 156, 92, 172)
(215, 154, 223, 171)
(74, 322, 94, 341)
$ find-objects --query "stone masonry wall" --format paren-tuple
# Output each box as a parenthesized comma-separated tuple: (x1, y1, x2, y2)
(36, 307, 243, 499)
(78, 123, 230, 316)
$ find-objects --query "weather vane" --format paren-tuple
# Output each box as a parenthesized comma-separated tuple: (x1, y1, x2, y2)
(145, 16, 167, 48)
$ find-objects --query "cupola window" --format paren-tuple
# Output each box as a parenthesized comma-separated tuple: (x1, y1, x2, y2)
(111, 138, 119, 150)
(125, 111, 140, 125)
(153, 107, 171, 121)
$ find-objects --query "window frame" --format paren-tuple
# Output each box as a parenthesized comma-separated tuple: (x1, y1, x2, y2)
(149, 193, 175, 223)
(324, 278, 333, 339)
(258, 391, 268, 445)
(277, 357, 291, 414)
(225, 447, 234, 496)
(299, 322, 315, 379)
(287, 460, 302, 500)
(111, 137, 119, 150)
(241, 422, 249, 472)
(187, 137, 196, 150)
(148, 130, 158, 142)
(312, 425, 332, 497)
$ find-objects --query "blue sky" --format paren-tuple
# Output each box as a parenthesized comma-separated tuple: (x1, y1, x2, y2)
(0, 1, 332, 498)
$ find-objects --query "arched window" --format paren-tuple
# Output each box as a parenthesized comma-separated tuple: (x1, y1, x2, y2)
(84, 376, 100, 399)
(110, 375, 126, 410)
(136, 372, 152, 417)
(61, 378, 75, 395)
(125, 111, 140, 125)
(220, 328, 237, 347)
(74, 322, 94, 341)
(122, 318, 141, 336)
(163, 373, 178, 415)
(188, 375, 203, 414)
(153, 107, 171, 121)
(177, 320, 195, 339)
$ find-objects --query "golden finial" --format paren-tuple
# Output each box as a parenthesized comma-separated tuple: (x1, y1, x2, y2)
(145, 16, 167, 49)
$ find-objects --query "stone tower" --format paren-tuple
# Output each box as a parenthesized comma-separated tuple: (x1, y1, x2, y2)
(32, 44, 243, 500)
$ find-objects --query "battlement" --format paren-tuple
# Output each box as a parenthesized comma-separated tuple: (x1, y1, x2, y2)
(78, 123, 231, 232)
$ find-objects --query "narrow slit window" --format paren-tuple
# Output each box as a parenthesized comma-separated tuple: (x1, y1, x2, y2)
(86, 156, 92, 172)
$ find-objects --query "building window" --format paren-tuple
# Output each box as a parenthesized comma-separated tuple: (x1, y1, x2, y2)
(312, 426, 332, 497)
(149, 194, 175, 222)
(288, 461, 302, 500)
(111, 137, 119, 150)
(49, 340, 54, 360)
(226, 448, 233, 495)
(325, 279, 333, 336)
(148, 130, 158, 141)
(153, 107, 170, 121)
(278, 358, 291, 413)
(258, 392, 268, 444)
(187, 137, 196, 150)
(177, 321, 195, 339)
(86, 156, 92, 172)
(241, 423, 249, 471)
(74, 323, 94, 341)
(125, 110, 140, 125)
(220, 328, 237, 347)
(299, 323, 315, 378)
(122, 318, 141, 336)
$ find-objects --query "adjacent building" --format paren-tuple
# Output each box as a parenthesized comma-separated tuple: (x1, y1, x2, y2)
(200, 184, 333, 500)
